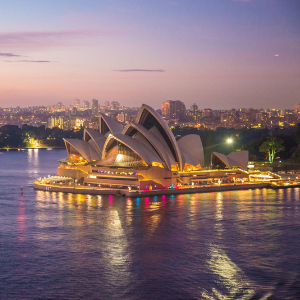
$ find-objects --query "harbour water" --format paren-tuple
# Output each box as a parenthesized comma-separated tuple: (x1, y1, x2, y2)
(1, 149, 300, 299)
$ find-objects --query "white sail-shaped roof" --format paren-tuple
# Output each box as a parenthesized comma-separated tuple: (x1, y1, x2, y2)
(177, 134, 205, 168)
(64, 138, 101, 162)
(148, 126, 176, 167)
(102, 133, 163, 166)
(122, 122, 176, 170)
(227, 150, 249, 170)
(211, 152, 230, 168)
(83, 128, 106, 156)
(136, 104, 184, 171)
(180, 149, 201, 167)
(211, 151, 249, 170)
(99, 113, 123, 135)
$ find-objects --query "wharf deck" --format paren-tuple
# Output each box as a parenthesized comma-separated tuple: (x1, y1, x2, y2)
(33, 181, 273, 197)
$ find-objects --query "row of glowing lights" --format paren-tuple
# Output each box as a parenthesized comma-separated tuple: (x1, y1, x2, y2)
(92, 170, 138, 176)
(39, 175, 71, 180)
(38, 176, 300, 191)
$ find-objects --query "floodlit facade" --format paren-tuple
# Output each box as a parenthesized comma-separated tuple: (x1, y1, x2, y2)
(57, 104, 249, 190)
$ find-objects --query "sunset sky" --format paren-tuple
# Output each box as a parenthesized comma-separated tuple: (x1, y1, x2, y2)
(0, 0, 299, 109)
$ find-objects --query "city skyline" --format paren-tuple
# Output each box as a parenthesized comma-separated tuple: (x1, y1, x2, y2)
(2, 97, 300, 131)
(1, 0, 300, 109)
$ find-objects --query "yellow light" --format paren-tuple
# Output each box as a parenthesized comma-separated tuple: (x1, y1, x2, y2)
(227, 138, 233, 144)
(116, 154, 123, 162)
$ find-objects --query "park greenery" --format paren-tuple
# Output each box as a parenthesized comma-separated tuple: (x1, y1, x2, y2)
(259, 136, 285, 163)
(1, 124, 300, 166)
(0, 125, 83, 149)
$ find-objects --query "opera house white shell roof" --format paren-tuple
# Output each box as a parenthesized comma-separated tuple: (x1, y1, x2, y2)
(211, 150, 249, 170)
(63, 104, 248, 171)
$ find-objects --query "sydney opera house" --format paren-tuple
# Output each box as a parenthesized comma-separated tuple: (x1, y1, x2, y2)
(56, 104, 249, 191)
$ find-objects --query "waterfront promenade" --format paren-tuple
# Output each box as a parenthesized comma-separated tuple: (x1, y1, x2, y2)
(33, 180, 295, 197)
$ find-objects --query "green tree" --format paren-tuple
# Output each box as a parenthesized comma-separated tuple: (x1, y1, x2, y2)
(259, 136, 285, 163)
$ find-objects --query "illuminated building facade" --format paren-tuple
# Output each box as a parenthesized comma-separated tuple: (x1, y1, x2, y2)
(162, 100, 186, 120)
(74, 99, 80, 110)
(83, 100, 90, 110)
(48, 116, 64, 129)
(57, 104, 249, 190)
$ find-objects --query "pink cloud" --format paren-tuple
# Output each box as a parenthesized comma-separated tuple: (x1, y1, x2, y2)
(0, 29, 125, 48)
(5, 60, 52, 63)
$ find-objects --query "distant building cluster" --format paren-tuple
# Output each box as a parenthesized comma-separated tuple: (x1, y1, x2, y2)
(163, 102, 300, 130)
(1, 99, 300, 131)
(0, 99, 139, 130)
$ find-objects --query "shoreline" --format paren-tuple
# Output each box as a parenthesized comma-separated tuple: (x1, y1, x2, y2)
(33, 181, 297, 197)
(0, 147, 64, 150)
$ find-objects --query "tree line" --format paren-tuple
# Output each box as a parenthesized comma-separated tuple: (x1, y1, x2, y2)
(0, 125, 83, 148)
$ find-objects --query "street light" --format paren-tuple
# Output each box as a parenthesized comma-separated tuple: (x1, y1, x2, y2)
(227, 138, 233, 144)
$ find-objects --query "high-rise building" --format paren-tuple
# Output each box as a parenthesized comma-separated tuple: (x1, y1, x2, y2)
(111, 101, 120, 110)
(104, 101, 110, 109)
(162, 100, 186, 120)
(162, 101, 171, 119)
(191, 103, 198, 114)
(92, 99, 99, 115)
(74, 99, 80, 110)
(83, 100, 90, 110)
(48, 116, 64, 129)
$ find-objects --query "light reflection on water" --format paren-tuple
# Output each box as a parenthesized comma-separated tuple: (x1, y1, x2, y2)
(1, 149, 300, 299)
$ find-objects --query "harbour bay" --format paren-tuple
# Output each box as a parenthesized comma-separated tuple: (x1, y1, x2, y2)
(1, 149, 300, 299)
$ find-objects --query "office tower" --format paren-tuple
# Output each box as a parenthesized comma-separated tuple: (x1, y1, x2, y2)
(111, 101, 120, 110)
(191, 103, 198, 114)
(92, 99, 99, 115)
(83, 100, 90, 110)
(74, 99, 80, 110)
(162, 100, 186, 120)
(48, 116, 64, 129)
(162, 101, 171, 119)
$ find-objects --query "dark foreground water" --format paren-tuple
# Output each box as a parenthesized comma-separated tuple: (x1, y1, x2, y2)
(1, 149, 300, 299)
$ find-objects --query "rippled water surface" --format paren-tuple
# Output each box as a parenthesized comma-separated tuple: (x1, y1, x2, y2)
(1, 149, 300, 299)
